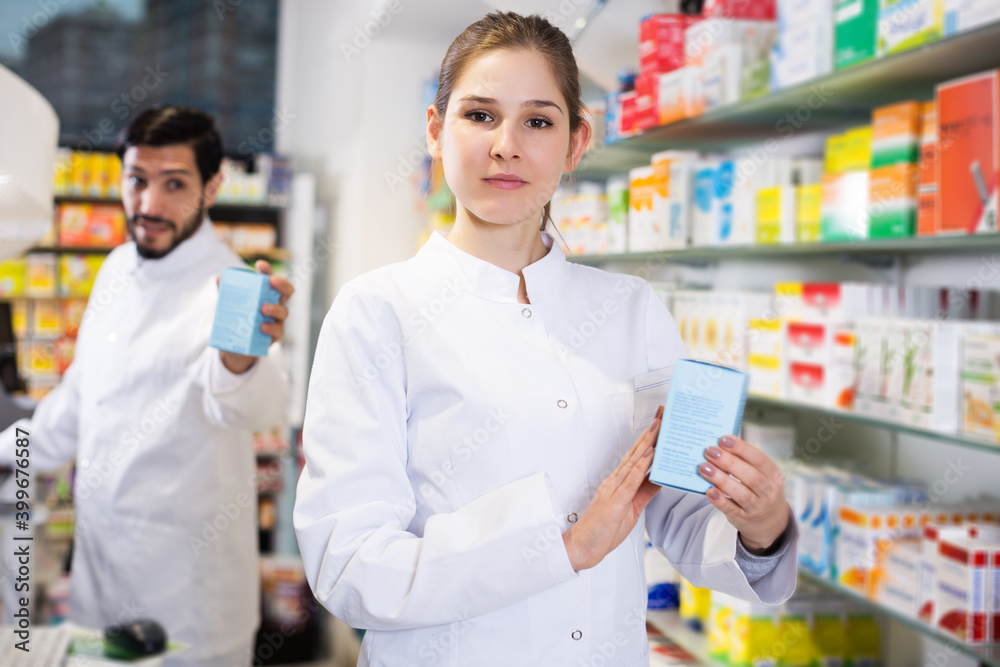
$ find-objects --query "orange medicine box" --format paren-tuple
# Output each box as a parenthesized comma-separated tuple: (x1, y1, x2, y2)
(917, 100, 938, 236)
(937, 70, 999, 235)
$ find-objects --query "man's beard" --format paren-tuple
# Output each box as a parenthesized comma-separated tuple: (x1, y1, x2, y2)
(127, 196, 206, 259)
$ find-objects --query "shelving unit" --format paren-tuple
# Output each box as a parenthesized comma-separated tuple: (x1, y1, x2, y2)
(745, 395, 1000, 455)
(569, 234, 1000, 266)
(571, 15, 1000, 667)
(798, 569, 1000, 667)
(574, 21, 1000, 179)
(646, 611, 725, 667)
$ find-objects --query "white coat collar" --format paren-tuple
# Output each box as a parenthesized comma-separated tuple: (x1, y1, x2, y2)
(132, 216, 221, 281)
(416, 230, 568, 303)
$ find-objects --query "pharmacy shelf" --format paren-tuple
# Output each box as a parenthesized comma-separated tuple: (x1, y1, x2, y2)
(646, 610, 725, 667)
(26, 245, 117, 254)
(568, 234, 1000, 265)
(54, 195, 286, 211)
(573, 20, 1000, 178)
(745, 394, 1000, 455)
(798, 569, 1000, 667)
(25, 245, 289, 262)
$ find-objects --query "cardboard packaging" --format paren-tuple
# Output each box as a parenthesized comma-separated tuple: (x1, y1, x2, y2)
(878, 0, 943, 56)
(870, 100, 922, 168)
(649, 151, 697, 251)
(961, 333, 1000, 442)
(702, 44, 745, 109)
(657, 67, 704, 125)
(0, 259, 25, 297)
(822, 170, 871, 241)
(606, 176, 629, 253)
(779, 0, 836, 27)
(639, 14, 692, 77)
(917, 100, 939, 236)
(208, 268, 280, 357)
(771, 18, 834, 89)
(936, 536, 1000, 643)
(748, 319, 787, 398)
(796, 183, 824, 241)
(872, 537, 922, 616)
(868, 162, 918, 238)
(703, 0, 778, 19)
(650, 359, 749, 494)
(58, 254, 105, 297)
(634, 73, 660, 133)
(756, 186, 797, 244)
(26, 253, 57, 298)
(944, 0, 1000, 35)
(628, 166, 656, 252)
(937, 70, 999, 235)
(835, 0, 879, 69)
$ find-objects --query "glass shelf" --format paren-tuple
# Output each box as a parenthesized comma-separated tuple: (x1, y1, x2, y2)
(745, 394, 1000, 455)
(798, 569, 1000, 667)
(646, 610, 725, 667)
(568, 234, 1000, 265)
(573, 21, 1000, 178)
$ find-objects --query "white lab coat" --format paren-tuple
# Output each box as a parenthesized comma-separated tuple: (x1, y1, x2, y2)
(0, 220, 289, 662)
(294, 231, 797, 667)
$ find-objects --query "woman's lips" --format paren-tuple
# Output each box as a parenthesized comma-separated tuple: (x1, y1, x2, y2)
(483, 175, 527, 190)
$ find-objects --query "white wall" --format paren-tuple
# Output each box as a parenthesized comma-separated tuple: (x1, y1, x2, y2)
(276, 0, 489, 306)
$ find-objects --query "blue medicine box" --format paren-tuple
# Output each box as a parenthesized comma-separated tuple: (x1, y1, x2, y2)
(649, 359, 749, 494)
(209, 267, 280, 357)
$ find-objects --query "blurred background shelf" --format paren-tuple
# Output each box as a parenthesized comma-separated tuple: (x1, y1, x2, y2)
(798, 569, 1000, 667)
(573, 21, 1000, 179)
(569, 234, 1000, 265)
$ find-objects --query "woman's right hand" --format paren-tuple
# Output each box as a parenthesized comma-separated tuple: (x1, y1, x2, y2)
(562, 405, 664, 572)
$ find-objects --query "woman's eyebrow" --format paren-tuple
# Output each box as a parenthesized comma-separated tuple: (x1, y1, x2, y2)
(457, 95, 565, 115)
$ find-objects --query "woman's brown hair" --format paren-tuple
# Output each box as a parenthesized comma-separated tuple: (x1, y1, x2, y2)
(433, 12, 584, 231)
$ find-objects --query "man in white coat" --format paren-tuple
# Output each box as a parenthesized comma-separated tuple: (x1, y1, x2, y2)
(0, 106, 293, 666)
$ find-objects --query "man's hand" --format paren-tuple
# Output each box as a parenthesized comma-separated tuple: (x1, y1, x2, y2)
(699, 435, 790, 554)
(219, 260, 295, 375)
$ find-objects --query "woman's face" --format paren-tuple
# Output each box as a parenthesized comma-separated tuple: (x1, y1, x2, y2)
(429, 48, 587, 228)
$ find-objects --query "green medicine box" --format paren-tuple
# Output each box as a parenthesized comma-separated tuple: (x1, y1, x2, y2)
(835, 0, 879, 70)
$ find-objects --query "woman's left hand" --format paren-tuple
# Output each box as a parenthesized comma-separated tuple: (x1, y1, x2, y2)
(699, 435, 790, 554)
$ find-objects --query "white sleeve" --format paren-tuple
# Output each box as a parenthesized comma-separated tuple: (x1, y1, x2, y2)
(0, 363, 81, 472)
(639, 283, 797, 605)
(194, 343, 289, 432)
(293, 286, 577, 631)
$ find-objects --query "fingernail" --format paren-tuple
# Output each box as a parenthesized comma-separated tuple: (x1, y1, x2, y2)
(644, 446, 654, 458)
(656, 405, 664, 419)
(700, 463, 715, 476)
(720, 436, 736, 449)
(707, 488, 721, 501)
(705, 446, 722, 460)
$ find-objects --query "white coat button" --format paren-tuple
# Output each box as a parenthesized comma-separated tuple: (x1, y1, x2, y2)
(567, 513, 577, 523)
(79, 459, 90, 468)
(572, 630, 582, 640)
(108, 332, 117, 343)
(521, 308, 532, 319)
(557, 399, 568, 409)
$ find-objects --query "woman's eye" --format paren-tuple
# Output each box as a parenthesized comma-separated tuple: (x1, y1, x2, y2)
(129, 176, 145, 187)
(465, 111, 493, 123)
(527, 117, 553, 129)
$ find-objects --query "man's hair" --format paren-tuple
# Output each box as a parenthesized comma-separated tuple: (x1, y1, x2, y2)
(115, 105, 223, 184)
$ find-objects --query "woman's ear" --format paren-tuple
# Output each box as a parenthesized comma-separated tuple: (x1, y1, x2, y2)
(564, 118, 593, 173)
(426, 105, 444, 161)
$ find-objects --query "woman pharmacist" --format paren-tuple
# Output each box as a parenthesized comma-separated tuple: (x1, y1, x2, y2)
(294, 12, 797, 666)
